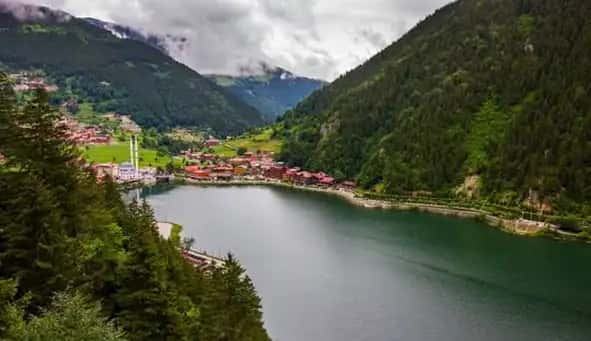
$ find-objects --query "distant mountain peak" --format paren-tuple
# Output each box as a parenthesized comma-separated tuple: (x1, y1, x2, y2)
(0, 4, 265, 134)
(0, 2, 72, 23)
(82, 17, 187, 56)
(207, 65, 326, 121)
(237, 62, 291, 78)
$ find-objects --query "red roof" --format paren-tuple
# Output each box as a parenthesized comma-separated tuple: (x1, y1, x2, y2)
(213, 166, 234, 172)
(313, 172, 328, 180)
(319, 177, 335, 184)
(299, 171, 313, 178)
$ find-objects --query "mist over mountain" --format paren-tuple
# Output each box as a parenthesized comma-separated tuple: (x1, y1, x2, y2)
(83, 17, 188, 57)
(79, 19, 326, 122)
(208, 64, 326, 122)
(0, 2, 264, 134)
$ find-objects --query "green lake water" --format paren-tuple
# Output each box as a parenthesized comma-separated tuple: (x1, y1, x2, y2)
(144, 185, 591, 341)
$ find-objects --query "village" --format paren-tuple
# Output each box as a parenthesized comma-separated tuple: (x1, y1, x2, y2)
(7, 77, 357, 190)
(57, 110, 162, 185)
(88, 137, 357, 190)
(8, 72, 59, 93)
(59, 115, 112, 145)
(181, 143, 356, 191)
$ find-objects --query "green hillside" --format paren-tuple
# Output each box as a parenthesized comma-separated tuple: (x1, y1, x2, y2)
(0, 6, 264, 135)
(280, 0, 591, 220)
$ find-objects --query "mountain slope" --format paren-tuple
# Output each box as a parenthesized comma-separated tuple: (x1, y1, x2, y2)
(82, 19, 323, 122)
(208, 66, 325, 122)
(281, 0, 591, 217)
(83, 17, 188, 57)
(0, 4, 264, 135)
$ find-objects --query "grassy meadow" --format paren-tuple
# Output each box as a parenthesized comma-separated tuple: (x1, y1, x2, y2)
(82, 142, 178, 168)
(212, 128, 282, 157)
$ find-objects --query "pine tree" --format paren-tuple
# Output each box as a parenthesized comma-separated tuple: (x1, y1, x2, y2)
(4, 290, 126, 341)
(200, 254, 269, 341)
(0, 72, 270, 339)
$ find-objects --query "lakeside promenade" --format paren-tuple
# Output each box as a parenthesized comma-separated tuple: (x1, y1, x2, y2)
(177, 177, 584, 240)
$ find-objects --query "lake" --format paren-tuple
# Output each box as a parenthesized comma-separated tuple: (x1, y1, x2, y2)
(144, 185, 591, 341)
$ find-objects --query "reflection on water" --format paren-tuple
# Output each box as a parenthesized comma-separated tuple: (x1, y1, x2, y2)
(146, 185, 591, 341)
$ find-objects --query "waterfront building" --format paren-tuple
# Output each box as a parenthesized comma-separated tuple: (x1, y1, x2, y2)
(93, 163, 119, 181)
(318, 176, 335, 187)
(185, 166, 212, 180)
(283, 168, 300, 182)
(234, 165, 249, 177)
(295, 171, 315, 185)
(118, 162, 139, 181)
(265, 165, 286, 180)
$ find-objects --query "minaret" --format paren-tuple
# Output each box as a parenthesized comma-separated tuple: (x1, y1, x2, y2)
(129, 136, 134, 167)
(134, 135, 139, 177)
(129, 135, 139, 178)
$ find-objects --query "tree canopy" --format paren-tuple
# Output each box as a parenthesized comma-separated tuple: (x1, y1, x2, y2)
(280, 0, 591, 221)
(0, 72, 269, 340)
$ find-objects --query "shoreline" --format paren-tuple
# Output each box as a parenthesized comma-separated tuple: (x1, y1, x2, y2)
(155, 177, 588, 242)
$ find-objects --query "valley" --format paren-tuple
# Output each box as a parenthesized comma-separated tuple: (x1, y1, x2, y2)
(1, 1, 590, 340)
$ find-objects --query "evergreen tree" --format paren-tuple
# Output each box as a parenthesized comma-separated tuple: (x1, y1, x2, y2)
(200, 254, 269, 341)
(4, 290, 126, 341)
(0, 72, 270, 340)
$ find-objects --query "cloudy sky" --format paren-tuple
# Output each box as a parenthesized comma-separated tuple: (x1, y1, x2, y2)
(7, 0, 450, 80)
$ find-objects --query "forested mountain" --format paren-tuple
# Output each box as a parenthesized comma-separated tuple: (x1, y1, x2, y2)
(207, 66, 325, 122)
(0, 74, 269, 340)
(0, 4, 264, 135)
(281, 0, 591, 218)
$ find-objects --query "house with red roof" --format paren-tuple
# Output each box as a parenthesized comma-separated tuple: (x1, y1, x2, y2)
(229, 157, 250, 166)
(318, 176, 335, 187)
(205, 138, 221, 148)
(265, 165, 286, 180)
(283, 168, 300, 182)
(185, 166, 211, 180)
(295, 171, 316, 185)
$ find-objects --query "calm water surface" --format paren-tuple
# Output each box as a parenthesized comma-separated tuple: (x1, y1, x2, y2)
(144, 185, 591, 341)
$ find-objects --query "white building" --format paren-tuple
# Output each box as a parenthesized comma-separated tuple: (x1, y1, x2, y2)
(118, 162, 139, 182)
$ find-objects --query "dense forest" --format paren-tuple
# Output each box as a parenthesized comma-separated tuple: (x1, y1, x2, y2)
(0, 5, 264, 135)
(0, 73, 269, 340)
(280, 0, 591, 223)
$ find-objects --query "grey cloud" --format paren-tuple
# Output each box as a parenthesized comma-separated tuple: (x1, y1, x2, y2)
(0, 0, 71, 22)
(8, 0, 451, 80)
(358, 28, 387, 49)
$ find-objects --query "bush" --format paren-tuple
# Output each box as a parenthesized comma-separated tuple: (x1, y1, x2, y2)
(553, 215, 581, 232)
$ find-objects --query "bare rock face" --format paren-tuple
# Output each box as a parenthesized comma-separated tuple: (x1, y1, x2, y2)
(320, 116, 340, 139)
(523, 189, 553, 215)
(456, 175, 481, 199)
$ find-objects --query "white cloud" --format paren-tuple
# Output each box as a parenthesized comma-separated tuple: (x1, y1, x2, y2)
(2, 0, 451, 80)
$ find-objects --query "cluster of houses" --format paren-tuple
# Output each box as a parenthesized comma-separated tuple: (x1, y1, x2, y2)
(9, 73, 58, 93)
(204, 137, 221, 148)
(59, 116, 111, 145)
(57, 112, 144, 146)
(182, 149, 356, 190)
